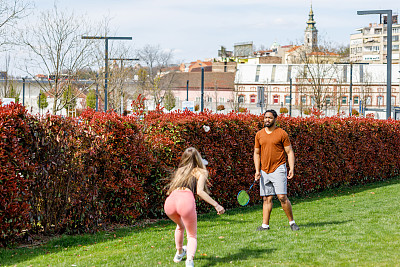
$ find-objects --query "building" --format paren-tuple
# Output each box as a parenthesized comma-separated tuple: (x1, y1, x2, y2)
(160, 72, 236, 113)
(304, 5, 318, 50)
(234, 63, 400, 118)
(350, 14, 400, 64)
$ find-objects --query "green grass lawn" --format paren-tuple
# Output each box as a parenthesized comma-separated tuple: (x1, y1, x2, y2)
(1, 177, 400, 266)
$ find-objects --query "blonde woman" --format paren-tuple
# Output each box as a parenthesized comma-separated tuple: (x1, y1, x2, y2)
(164, 147, 225, 267)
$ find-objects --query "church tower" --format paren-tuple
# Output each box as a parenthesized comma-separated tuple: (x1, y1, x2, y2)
(304, 4, 318, 50)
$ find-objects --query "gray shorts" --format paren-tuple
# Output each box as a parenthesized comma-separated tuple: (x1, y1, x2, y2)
(260, 164, 287, 196)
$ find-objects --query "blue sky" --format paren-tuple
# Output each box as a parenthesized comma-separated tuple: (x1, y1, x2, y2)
(3, 0, 400, 74)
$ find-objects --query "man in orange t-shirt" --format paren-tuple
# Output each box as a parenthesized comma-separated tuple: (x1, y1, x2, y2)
(254, 109, 299, 231)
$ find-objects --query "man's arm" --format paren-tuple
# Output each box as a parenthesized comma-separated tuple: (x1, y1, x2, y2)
(254, 147, 261, 181)
(284, 145, 295, 179)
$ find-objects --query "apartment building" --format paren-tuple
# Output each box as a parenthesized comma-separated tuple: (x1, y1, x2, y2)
(350, 15, 400, 63)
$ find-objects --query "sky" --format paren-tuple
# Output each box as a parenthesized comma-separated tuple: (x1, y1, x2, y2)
(2, 0, 400, 74)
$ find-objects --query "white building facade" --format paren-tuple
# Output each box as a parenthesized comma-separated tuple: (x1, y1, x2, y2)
(235, 64, 400, 118)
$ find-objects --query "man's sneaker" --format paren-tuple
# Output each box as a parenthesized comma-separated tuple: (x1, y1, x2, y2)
(185, 259, 194, 267)
(256, 225, 270, 231)
(290, 223, 300, 231)
(173, 246, 187, 263)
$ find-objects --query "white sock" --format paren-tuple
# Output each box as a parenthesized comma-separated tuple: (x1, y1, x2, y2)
(262, 224, 269, 228)
(289, 220, 295, 226)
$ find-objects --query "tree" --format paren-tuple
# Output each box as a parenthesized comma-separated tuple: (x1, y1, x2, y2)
(7, 80, 19, 103)
(290, 42, 344, 113)
(37, 91, 48, 110)
(163, 89, 175, 111)
(22, 4, 97, 114)
(136, 44, 173, 108)
(62, 84, 77, 111)
(0, 0, 30, 49)
(86, 89, 96, 109)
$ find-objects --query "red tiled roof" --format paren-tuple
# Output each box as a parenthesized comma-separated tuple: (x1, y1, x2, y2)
(287, 46, 302, 52)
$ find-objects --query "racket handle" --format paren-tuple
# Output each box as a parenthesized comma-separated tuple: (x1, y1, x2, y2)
(249, 180, 256, 190)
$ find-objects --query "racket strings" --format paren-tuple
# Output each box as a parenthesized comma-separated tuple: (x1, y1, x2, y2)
(237, 190, 250, 206)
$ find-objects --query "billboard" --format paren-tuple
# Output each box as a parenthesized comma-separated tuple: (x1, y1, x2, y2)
(182, 101, 195, 112)
(234, 42, 253, 57)
(1, 98, 15, 106)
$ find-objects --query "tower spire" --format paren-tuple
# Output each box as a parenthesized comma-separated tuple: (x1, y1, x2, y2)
(304, 3, 318, 50)
(307, 4, 316, 30)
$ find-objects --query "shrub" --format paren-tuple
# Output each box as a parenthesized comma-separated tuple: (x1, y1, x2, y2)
(280, 107, 288, 114)
(303, 108, 311, 115)
(217, 105, 225, 111)
(352, 108, 360, 116)
(2, 103, 400, 245)
(0, 102, 35, 246)
(238, 107, 248, 113)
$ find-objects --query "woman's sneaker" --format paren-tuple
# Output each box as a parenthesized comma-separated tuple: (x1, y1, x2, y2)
(173, 246, 187, 262)
(185, 259, 194, 267)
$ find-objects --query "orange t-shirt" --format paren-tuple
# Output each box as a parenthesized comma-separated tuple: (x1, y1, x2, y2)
(254, 127, 291, 174)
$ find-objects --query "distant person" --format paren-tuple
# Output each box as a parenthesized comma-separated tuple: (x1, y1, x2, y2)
(254, 109, 299, 231)
(164, 147, 225, 267)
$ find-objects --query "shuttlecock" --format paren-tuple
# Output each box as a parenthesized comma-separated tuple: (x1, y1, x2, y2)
(203, 125, 210, 132)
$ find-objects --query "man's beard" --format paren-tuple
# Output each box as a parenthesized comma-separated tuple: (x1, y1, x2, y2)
(264, 121, 275, 128)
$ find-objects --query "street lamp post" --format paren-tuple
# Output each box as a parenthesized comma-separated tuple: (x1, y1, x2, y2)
(201, 67, 204, 112)
(186, 80, 189, 101)
(22, 77, 26, 106)
(357, 9, 392, 119)
(289, 78, 292, 116)
(81, 36, 132, 112)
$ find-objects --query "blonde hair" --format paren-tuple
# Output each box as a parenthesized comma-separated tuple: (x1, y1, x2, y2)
(167, 147, 209, 195)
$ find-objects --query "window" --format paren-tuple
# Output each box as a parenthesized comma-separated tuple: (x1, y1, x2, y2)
(285, 95, 291, 104)
(207, 97, 212, 102)
(364, 46, 372, 52)
(325, 96, 331, 105)
(366, 96, 372, 105)
(250, 95, 256, 103)
(273, 95, 279, 104)
(311, 96, 315, 105)
(255, 65, 261, 82)
(301, 95, 307, 104)
(353, 96, 359, 105)
(393, 35, 399, 42)
(238, 95, 245, 103)
(342, 96, 347, 105)
(377, 96, 384, 106)
(393, 45, 399, 51)
(196, 97, 200, 102)
(392, 96, 396, 105)
(219, 97, 225, 103)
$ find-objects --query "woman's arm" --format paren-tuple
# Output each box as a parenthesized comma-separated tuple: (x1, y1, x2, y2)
(196, 173, 225, 215)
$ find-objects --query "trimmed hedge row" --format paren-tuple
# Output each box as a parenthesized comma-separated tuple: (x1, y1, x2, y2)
(1, 103, 400, 246)
(0, 103, 34, 246)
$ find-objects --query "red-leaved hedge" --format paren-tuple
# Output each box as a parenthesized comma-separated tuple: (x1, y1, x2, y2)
(0, 103, 35, 246)
(1, 103, 400, 246)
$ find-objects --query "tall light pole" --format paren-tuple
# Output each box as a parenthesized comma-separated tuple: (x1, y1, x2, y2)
(200, 65, 204, 112)
(81, 36, 132, 112)
(289, 78, 293, 116)
(357, 10, 392, 119)
(186, 80, 189, 101)
(22, 77, 26, 106)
